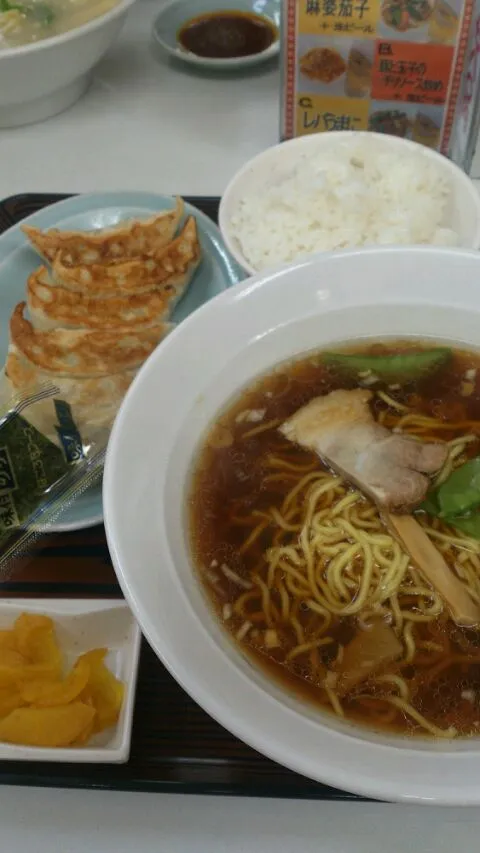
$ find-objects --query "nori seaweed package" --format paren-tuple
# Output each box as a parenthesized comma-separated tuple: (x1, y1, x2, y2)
(0, 382, 107, 570)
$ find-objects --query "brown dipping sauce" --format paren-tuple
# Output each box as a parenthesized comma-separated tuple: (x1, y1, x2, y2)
(177, 9, 278, 59)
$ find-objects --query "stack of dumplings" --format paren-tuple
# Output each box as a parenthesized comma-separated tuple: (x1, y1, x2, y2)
(2, 198, 202, 440)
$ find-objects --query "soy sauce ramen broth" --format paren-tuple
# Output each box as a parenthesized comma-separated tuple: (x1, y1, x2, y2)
(189, 340, 480, 738)
(0, 0, 118, 49)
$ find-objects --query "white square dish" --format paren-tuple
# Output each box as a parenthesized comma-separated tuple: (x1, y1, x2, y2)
(0, 597, 141, 763)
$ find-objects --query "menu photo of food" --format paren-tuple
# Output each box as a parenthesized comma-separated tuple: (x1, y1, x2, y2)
(368, 100, 443, 148)
(344, 42, 374, 98)
(377, 0, 440, 40)
(297, 36, 349, 95)
(428, 0, 460, 44)
(298, 36, 375, 98)
(382, 0, 434, 31)
(411, 108, 442, 147)
(379, 0, 460, 41)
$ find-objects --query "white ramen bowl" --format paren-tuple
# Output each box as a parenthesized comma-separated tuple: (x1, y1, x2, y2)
(105, 246, 480, 805)
(218, 132, 480, 275)
(0, 0, 136, 128)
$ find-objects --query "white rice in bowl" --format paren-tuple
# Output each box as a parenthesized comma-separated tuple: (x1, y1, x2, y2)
(229, 139, 458, 272)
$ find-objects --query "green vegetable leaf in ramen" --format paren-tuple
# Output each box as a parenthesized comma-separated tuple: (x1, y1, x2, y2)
(321, 348, 451, 383)
(445, 512, 480, 539)
(419, 457, 480, 540)
(419, 490, 440, 517)
(419, 497, 480, 540)
(437, 457, 480, 518)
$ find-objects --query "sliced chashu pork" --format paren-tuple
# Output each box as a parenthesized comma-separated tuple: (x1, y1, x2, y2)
(22, 197, 184, 265)
(281, 388, 480, 626)
(280, 388, 446, 513)
(50, 216, 201, 296)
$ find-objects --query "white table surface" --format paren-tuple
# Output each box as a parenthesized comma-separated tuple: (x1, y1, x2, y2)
(3, 2, 480, 846)
(0, 0, 279, 198)
(2, 787, 480, 851)
(1, 0, 480, 196)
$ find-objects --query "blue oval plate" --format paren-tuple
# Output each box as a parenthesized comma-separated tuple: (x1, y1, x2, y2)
(0, 191, 243, 532)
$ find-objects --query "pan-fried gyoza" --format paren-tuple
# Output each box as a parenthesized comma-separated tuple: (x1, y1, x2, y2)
(1, 199, 201, 436)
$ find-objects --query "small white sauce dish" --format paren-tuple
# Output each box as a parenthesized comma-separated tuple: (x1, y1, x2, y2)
(0, 598, 141, 764)
(152, 0, 280, 70)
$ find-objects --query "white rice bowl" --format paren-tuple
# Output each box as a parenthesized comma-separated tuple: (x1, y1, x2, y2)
(219, 132, 480, 274)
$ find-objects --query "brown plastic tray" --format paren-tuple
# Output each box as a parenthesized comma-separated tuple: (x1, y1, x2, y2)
(0, 192, 361, 799)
